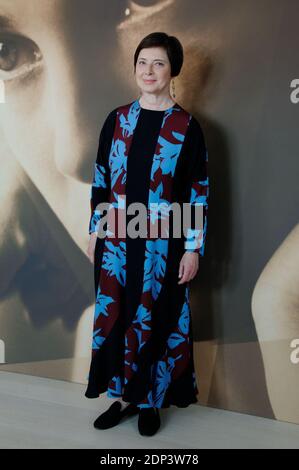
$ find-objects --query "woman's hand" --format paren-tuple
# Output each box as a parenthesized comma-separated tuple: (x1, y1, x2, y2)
(86, 232, 98, 264)
(178, 251, 199, 284)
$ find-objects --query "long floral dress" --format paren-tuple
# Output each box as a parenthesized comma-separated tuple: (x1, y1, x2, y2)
(85, 99, 209, 408)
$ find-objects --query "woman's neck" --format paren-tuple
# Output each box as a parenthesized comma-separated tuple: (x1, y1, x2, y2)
(138, 95, 175, 111)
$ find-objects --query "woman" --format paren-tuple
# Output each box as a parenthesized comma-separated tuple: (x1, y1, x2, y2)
(85, 32, 209, 437)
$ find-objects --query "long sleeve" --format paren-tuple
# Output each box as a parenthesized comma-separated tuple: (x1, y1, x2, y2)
(183, 116, 209, 256)
(89, 110, 116, 234)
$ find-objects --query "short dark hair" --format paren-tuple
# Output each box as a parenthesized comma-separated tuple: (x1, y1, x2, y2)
(133, 32, 184, 77)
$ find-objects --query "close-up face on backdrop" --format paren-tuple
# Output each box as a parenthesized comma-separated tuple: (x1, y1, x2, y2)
(0, 0, 187, 378)
(0, 0, 128, 183)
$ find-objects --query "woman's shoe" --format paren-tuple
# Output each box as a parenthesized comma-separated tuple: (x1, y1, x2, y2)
(138, 407, 160, 436)
(93, 401, 139, 430)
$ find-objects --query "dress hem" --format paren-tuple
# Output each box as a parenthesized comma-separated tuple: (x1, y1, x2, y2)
(84, 388, 199, 409)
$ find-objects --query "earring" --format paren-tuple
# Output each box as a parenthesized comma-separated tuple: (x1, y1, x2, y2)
(171, 78, 176, 99)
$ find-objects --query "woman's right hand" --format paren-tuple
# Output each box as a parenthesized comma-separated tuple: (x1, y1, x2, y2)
(86, 232, 98, 264)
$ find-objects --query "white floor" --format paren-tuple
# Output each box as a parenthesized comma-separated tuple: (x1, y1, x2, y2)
(0, 371, 299, 449)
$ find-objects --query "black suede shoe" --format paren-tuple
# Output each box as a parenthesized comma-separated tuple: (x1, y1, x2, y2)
(93, 401, 139, 430)
(138, 407, 160, 436)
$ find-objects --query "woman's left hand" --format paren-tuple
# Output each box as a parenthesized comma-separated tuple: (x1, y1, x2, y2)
(178, 252, 199, 284)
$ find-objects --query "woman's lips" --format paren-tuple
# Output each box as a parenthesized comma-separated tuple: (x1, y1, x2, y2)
(143, 79, 156, 83)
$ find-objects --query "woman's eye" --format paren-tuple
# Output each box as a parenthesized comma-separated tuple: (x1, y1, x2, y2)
(118, 0, 173, 29)
(138, 61, 164, 66)
(0, 33, 42, 81)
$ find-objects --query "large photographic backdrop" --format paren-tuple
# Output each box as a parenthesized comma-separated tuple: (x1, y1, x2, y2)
(0, 0, 299, 424)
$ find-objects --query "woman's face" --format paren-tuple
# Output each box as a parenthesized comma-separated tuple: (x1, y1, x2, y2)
(135, 46, 172, 98)
(0, 0, 125, 184)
